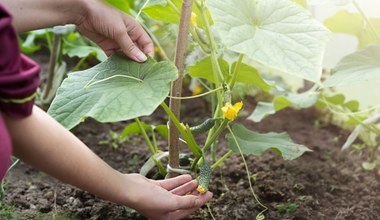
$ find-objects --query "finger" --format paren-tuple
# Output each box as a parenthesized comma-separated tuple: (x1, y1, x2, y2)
(124, 19, 154, 58)
(114, 28, 147, 62)
(170, 180, 198, 196)
(156, 174, 193, 191)
(174, 191, 213, 210)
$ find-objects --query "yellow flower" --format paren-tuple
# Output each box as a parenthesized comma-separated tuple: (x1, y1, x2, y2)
(192, 86, 203, 96)
(221, 101, 243, 121)
(190, 12, 197, 26)
(197, 185, 207, 194)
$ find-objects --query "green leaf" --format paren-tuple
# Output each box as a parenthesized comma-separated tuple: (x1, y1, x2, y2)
(64, 45, 107, 62)
(143, 1, 179, 24)
(143, 0, 211, 28)
(120, 122, 168, 140)
(207, 0, 330, 83)
(248, 90, 319, 122)
(362, 162, 377, 170)
(232, 62, 273, 91)
(63, 32, 107, 61)
(105, 0, 130, 14)
(19, 29, 50, 54)
(248, 102, 275, 122)
(324, 10, 362, 36)
(324, 10, 380, 48)
(120, 122, 152, 140)
(188, 56, 229, 83)
(154, 125, 169, 139)
(189, 56, 272, 91)
(323, 45, 380, 87)
(227, 124, 311, 160)
(48, 53, 178, 130)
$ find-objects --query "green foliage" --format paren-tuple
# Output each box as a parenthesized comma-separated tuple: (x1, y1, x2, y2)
(99, 130, 125, 149)
(142, 0, 212, 28)
(63, 32, 107, 62)
(324, 10, 380, 48)
(104, 0, 131, 14)
(48, 53, 178, 129)
(188, 56, 273, 91)
(0, 203, 23, 220)
(249, 89, 319, 122)
(19, 29, 49, 54)
(207, 0, 330, 83)
(120, 122, 168, 141)
(323, 45, 380, 88)
(276, 203, 298, 214)
(227, 124, 311, 160)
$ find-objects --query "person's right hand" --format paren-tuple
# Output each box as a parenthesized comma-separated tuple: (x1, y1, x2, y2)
(76, 0, 154, 62)
(123, 174, 213, 220)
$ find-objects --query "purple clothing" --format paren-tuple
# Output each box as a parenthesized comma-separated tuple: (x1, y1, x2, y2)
(0, 4, 40, 180)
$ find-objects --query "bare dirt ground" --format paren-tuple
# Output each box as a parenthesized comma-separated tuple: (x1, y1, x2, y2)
(2, 98, 379, 219)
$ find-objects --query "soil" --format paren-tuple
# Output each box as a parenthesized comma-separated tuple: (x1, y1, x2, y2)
(1, 52, 379, 220)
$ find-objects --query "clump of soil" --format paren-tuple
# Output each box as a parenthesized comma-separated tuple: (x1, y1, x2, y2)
(2, 102, 379, 219)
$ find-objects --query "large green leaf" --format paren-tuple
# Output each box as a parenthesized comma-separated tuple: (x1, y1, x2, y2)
(227, 124, 311, 160)
(324, 10, 380, 48)
(323, 45, 380, 87)
(189, 56, 272, 91)
(48, 53, 178, 130)
(207, 0, 330, 83)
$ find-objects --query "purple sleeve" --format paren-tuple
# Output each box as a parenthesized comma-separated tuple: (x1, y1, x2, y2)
(0, 4, 40, 180)
(0, 4, 40, 118)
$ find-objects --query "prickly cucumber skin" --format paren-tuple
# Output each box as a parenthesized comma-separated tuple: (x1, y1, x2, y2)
(197, 161, 212, 194)
(190, 118, 215, 135)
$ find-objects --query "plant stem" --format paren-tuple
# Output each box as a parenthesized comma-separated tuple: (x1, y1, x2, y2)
(168, 0, 194, 178)
(352, 0, 380, 42)
(135, 118, 166, 175)
(168, 86, 223, 99)
(135, 118, 156, 155)
(161, 102, 202, 158)
(70, 56, 87, 72)
(211, 150, 233, 170)
(202, 119, 228, 154)
(229, 54, 244, 90)
(197, 1, 224, 109)
(42, 34, 61, 102)
(227, 125, 268, 218)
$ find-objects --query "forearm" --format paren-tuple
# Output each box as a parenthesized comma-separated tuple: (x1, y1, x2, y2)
(2, 106, 129, 204)
(0, 0, 86, 32)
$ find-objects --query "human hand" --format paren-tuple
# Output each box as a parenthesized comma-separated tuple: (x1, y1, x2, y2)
(76, 0, 154, 62)
(123, 174, 213, 220)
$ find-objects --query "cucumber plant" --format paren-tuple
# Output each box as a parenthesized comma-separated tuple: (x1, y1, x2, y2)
(47, 0, 379, 218)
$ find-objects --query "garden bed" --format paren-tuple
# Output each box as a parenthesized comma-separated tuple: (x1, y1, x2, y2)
(2, 97, 379, 219)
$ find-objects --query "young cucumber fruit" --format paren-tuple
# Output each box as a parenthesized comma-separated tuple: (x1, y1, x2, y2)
(197, 160, 212, 194)
(189, 118, 215, 135)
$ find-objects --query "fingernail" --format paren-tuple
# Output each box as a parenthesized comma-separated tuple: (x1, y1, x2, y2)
(135, 51, 147, 62)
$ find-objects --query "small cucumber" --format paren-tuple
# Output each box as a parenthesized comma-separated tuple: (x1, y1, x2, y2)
(197, 161, 212, 194)
(189, 118, 215, 135)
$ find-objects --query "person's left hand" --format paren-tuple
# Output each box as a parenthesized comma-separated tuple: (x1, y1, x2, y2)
(122, 174, 213, 220)
(75, 0, 154, 62)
